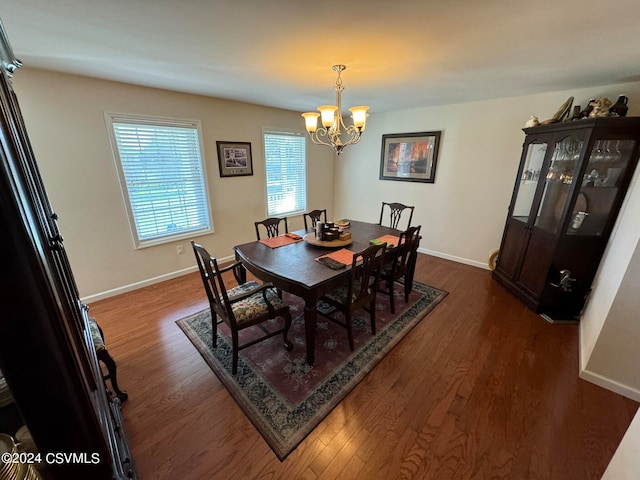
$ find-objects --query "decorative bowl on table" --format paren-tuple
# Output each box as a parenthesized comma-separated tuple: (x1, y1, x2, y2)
(303, 221, 353, 248)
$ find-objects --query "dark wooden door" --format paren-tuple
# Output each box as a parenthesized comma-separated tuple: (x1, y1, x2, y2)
(516, 227, 556, 298)
(495, 218, 529, 280)
(494, 134, 552, 299)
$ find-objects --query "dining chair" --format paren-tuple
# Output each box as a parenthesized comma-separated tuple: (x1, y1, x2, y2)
(191, 241, 293, 374)
(378, 202, 414, 230)
(317, 243, 387, 351)
(254, 217, 288, 240)
(378, 225, 422, 314)
(303, 209, 327, 231)
(88, 317, 128, 402)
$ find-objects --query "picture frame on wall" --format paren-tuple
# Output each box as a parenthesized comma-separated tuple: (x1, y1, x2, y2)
(379, 131, 441, 183)
(216, 141, 253, 177)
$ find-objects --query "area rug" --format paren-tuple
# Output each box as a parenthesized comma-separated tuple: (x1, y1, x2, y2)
(176, 281, 447, 460)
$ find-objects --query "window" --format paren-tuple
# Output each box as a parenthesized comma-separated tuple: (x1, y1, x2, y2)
(105, 113, 213, 248)
(263, 129, 307, 216)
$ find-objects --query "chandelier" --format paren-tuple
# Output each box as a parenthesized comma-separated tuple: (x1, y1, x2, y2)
(301, 65, 369, 156)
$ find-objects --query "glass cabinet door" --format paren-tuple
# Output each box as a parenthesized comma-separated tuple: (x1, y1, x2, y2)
(511, 142, 547, 221)
(568, 139, 637, 235)
(534, 135, 584, 233)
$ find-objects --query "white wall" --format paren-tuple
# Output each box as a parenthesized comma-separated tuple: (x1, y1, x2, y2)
(13, 68, 335, 300)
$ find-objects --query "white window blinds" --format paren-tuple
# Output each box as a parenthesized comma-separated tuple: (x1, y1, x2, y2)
(106, 114, 213, 247)
(264, 130, 307, 216)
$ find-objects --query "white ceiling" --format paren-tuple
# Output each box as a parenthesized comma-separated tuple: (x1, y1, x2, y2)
(1, 0, 639, 114)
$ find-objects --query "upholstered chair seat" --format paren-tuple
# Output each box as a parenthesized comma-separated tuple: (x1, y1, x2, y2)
(226, 281, 289, 325)
(323, 279, 366, 304)
(88, 317, 106, 352)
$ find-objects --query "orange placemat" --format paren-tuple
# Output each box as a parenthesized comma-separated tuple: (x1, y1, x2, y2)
(315, 248, 355, 265)
(373, 234, 402, 248)
(259, 234, 302, 249)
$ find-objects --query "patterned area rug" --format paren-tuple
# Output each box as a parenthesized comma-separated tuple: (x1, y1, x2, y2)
(176, 281, 447, 460)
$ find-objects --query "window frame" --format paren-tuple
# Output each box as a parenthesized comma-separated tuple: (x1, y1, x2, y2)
(105, 112, 214, 249)
(262, 127, 308, 218)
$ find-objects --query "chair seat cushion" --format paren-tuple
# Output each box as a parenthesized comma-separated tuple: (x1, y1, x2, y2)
(324, 279, 367, 305)
(88, 317, 106, 352)
(226, 281, 288, 325)
(380, 263, 393, 276)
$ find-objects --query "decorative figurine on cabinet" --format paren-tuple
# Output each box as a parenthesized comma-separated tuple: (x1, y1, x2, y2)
(589, 97, 612, 118)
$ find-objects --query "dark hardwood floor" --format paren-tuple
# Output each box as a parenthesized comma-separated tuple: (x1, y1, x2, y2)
(88, 253, 638, 479)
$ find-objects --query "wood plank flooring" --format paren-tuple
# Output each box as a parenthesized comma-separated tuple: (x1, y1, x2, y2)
(88, 254, 638, 479)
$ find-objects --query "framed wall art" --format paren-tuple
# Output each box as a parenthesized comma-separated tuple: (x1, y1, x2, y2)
(379, 131, 441, 183)
(216, 141, 253, 177)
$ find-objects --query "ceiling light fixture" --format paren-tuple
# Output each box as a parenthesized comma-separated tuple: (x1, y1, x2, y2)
(301, 65, 369, 156)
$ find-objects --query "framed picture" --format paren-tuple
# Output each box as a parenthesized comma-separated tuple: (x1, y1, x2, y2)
(216, 141, 253, 177)
(380, 131, 441, 183)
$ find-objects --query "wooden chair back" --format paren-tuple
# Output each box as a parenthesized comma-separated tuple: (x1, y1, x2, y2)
(254, 217, 288, 240)
(393, 225, 422, 279)
(379, 202, 414, 230)
(191, 241, 235, 327)
(318, 242, 387, 350)
(303, 209, 327, 231)
(379, 225, 421, 313)
(346, 243, 387, 311)
(405, 226, 422, 293)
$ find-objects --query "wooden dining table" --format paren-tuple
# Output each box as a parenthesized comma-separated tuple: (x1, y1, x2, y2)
(233, 220, 401, 365)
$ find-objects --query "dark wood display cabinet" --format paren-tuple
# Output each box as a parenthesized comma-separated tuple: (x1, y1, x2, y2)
(493, 116, 640, 322)
(0, 21, 136, 479)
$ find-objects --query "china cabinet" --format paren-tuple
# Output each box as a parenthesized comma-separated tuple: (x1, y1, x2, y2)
(0, 21, 135, 478)
(493, 117, 640, 321)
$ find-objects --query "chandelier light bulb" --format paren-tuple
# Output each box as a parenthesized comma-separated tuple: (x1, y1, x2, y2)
(301, 112, 320, 133)
(318, 105, 338, 128)
(349, 106, 369, 129)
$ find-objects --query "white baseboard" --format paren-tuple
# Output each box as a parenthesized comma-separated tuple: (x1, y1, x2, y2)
(81, 254, 235, 303)
(579, 369, 640, 402)
(419, 247, 490, 270)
